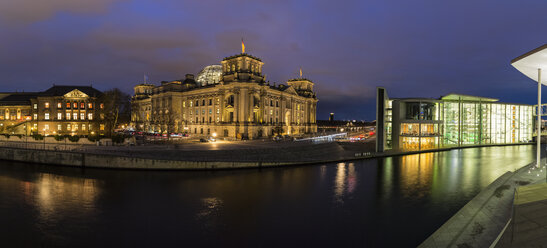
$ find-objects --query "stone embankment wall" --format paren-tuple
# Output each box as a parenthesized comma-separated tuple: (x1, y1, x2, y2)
(0, 142, 352, 169)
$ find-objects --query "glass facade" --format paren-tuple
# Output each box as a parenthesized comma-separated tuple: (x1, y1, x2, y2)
(442, 101, 532, 148)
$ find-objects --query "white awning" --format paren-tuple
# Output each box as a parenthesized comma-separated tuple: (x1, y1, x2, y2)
(511, 44, 547, 84)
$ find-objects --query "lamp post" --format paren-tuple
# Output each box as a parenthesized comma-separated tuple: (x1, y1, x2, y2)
(511, 44, 547, 172)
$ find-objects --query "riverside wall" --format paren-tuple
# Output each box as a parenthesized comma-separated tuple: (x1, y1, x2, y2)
(0, 146, 345, 170)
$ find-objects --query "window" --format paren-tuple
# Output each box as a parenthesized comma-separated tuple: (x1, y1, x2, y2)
(190, 101, 193, 107)
(88, 113, 93, 120)
(67, 124, 71, 131)
(202, 109, 205, 115)
(33, 124, 37, 129)
(73, 124, 78, 131)
(209, 109, 212, 114)
(57, 124, 62, 131)
(44, 124, 49, 130)
(66, 102, 71, 109)
(57, 102, 62, 108)
(44, 113, 50, 120)
(209, 117, 211, 123)
(73, 113, 78, 120)
(276, 101, 279, 107)
(88, 103, 93, 109)
(202, 100, 205, 106)
(72, 102, 77, 109)
(33, 104, 37, 109)
(100, 103, 104, 109)
(80, 113, 85, 120)
(82, 124, 86, 131)
(183, 101, 186, 108)
(196, 109, 199, 115)
(195, 117, 198, 123)
(209, 99, 212, 105)
(33, 114, 37, 120)
(66, 112, 71, 120)
(270, 100, 273, 107)
(216, 109, 220, 114)
(100, 124, 105, 131)
(45, 102, 50, 108)
(57, 113, 62, 120)
(195, 100, 199, 107)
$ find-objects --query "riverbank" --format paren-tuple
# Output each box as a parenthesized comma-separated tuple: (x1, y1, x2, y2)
(419, 158, 546, 247)
(0, 141, 535, 170)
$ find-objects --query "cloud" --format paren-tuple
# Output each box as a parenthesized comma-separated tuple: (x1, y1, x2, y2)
(0, 0, 123, 25)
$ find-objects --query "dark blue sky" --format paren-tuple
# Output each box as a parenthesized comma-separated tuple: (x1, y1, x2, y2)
(1, 0, 547, 120)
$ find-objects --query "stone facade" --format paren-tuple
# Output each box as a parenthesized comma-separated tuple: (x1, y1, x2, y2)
(0, 86, 106, 136)
(131, 52, 318, 139)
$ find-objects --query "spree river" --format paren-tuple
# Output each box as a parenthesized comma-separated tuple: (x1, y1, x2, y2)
(0, 145, 539, 247)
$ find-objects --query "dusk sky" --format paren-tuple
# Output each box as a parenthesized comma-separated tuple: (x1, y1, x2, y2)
(1, 0, 547, 120)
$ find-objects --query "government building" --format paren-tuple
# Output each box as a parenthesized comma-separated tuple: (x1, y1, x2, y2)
(0, 85, 106, 136)
(376, 87, 534, 152)
(131, 47, 318, 139)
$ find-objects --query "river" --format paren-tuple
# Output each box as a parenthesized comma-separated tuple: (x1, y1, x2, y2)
(0, 145, 538, 247)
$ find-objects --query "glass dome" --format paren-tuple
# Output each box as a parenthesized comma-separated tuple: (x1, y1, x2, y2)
(196, 65, 222, 86)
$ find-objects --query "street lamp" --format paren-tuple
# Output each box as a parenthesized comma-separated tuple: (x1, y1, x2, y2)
(511, 44, 547, 169)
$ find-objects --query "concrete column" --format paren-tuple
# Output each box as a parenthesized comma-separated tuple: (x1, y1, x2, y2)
(538, 68, 542, 168)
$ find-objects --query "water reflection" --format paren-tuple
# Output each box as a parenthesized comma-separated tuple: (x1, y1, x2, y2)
(0, 145, 539, 247)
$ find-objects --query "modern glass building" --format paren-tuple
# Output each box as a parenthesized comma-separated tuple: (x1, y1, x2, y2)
(376, 87, 534, 152)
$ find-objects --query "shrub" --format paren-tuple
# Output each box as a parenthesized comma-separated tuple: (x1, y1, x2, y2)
(111, 134, 126, 144)
(3, 134, 10, 138)
(54, 135, 65, 141)
(14, 134, 22, 139)
(87, 135, 100, 142)
(68, 135, 80, 142)
(32, 134, 44, 140)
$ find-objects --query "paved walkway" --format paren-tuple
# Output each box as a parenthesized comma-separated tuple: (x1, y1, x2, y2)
(420, 160, 546, 248)
(495, 181, 547, 247)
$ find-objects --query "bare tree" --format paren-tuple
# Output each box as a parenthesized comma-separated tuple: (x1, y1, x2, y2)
(100, 88, 131, 136)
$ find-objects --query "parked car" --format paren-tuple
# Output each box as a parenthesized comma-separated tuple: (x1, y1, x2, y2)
(199, 138, 208, 142)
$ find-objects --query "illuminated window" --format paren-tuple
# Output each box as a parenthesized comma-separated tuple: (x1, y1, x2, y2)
(73, 124, 78, 131)
(82, 124, 86, 131)
(80, 113, 85, 120)
(216, 109, 219, 114)
(100, 124, 104, 131)
(80, 102, 85, 109)
(33, 124, 37, 129)
(209, 109, 212, 115)
(44, 113, 49, 120)
(67, 124, 71, 131)
(57, 102, 62, 108)
(183, 101, 186, 108)
(73, 102, 78, 109)
(33, 104, 37, 109)
(57, 124, 62, 131)
(100, 103, 104, 109)
(44, 124, 49, 130)
(73, 113, 78, 120)
(66, 102, 71, 109)
(66, 112, 71, 120)
(57, 113, 62, 120)
(190, 101, 193, 107)
(88, 103, 93, 109)
(33, 114, 37, 120)
(44, 102, 50, 108)
(88, 113, 93, 120)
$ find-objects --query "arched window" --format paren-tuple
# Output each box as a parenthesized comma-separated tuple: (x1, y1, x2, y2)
(228, 95, 235, 106)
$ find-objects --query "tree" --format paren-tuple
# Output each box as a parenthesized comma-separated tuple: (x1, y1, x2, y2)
(273, 125, 284, 136)
(100, 88, 131, 136)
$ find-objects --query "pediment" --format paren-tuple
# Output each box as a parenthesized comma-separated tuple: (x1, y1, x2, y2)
(283, 86, 298, 95)
(64, 89, 88, 99)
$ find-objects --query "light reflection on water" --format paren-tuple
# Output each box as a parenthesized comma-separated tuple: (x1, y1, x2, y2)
(0, 145, 539, 247)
